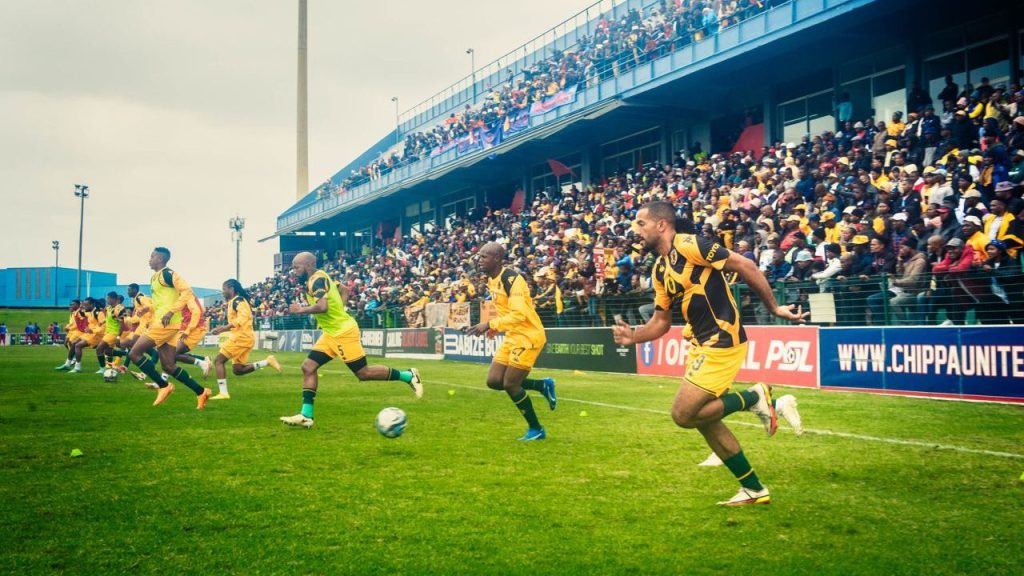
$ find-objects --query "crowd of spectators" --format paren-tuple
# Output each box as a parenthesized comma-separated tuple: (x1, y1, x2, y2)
(246, 75, 1024, 329)
(323, 1, 782, 195)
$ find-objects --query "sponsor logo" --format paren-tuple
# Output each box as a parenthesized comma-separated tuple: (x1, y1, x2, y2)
(443, 331, 504, 359)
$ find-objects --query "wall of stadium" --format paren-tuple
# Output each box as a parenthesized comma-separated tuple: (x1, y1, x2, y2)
(259, 324, 1024, 404)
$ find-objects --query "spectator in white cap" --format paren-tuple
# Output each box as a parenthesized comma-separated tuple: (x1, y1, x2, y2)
(961, 215, 988, 262)
(890, 212, 909, 247)
(960, 188, 986, 221)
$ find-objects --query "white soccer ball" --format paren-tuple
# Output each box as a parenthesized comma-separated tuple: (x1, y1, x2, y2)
(102, 368, 119, 382)
(375, 407, 407, 438)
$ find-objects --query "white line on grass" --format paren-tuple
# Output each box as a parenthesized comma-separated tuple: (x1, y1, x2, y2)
(288, 364, 1024, 461)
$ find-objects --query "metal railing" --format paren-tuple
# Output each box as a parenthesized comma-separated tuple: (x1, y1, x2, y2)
(280, 0, 828, 230)
(250, 270, 1024, 331)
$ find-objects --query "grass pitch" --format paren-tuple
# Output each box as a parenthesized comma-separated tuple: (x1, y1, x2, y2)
(1, 345, 1022, 575)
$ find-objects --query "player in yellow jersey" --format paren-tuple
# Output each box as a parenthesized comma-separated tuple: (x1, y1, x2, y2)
(170, 294, 212, 377)
(464, 242, 557, 441)
(119, 283, 161, 383)
(68, 297, 105, 373)
(207, 279, 281, 400)
(279, 252, 422, 429)
(127, 247, 211, 409)
(54, 299, 85, 371)
(613, 202, 806, 506)
(95, 291, 129, 373)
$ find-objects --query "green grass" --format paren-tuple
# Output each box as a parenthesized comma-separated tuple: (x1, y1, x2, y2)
(0, 308, 68, 331)
(1, 346, 1022, 575)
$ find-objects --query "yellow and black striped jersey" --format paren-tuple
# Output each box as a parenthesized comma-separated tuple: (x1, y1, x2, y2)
(486, 267, 545, 339)
(652, 234, 746, 348)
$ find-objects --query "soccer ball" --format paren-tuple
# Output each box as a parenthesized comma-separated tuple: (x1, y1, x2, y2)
(375, 407, 407, 438)
(102, 368, 119, 382)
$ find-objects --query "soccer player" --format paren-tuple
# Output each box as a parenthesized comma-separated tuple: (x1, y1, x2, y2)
(55, 299, 84, 370)
(69, 298, 105, 373)
(208, 279, 281, 400)
(463, 242, 556, 441)
(122, 283, 160, 383)
(96, 291, 129, 372)
(171, 294, 212, 377)
(279, 251, 422, 429)
(612, 202, 806, 506)
(126, 247, 211, 408)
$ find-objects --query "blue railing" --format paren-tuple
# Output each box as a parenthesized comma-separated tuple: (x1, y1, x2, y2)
(279, 0, 862, 232)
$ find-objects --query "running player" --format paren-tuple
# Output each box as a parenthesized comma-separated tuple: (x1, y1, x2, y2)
(463, 242, 556, 441)
(171, 293, 212, 377)
(123, 283, 160, 383)
(612, 201, 806, 506)
(70, 298, 105, 373)
(96, 291, 128, 372)
(126, 247, 211, 408)
(279, 252, 422, 429)
(208, 279, 281, 400)
(55, 299, 84, 371)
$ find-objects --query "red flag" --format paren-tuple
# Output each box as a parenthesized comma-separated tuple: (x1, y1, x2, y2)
(393, 223, 402, 242)
(546, 159, 575, 178)
(509, 189, 525, 214)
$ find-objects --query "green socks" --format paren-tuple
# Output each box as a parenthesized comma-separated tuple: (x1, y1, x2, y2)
(720, 388, 760, 417)
(171, 367, 204, 395)
(521, 378, 546, 392)
(723, 451, 764, 491)
(511, 389, 541, 429)
(136, 356, 165, 387)
(388, 368, 414, 384)
(301, 389, 316, 418)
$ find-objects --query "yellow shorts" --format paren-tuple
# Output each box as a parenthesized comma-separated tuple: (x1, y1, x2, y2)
(494, 333, 545, 371)
(134, 322, 149, 337)
(102, 333, 118, 346)
(144, 324, 181, 348)
(178, 326, 208, 351)
(67, 330, 81, 344)
(220, 336, 254, 364)
(311, 326, 365, 363)
(684, 342, 748, 397)
(81, 332, 103, 347)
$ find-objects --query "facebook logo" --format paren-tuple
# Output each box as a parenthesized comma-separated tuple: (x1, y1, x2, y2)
(640, 342, 654, 367)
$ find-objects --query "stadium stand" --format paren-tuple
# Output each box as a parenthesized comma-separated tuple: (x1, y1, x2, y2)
(252, 0, 1024, 331)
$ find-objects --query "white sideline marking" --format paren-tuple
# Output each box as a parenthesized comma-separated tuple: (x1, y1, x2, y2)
(288, 365, 1024, 461)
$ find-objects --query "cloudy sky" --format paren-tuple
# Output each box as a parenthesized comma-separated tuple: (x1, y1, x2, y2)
(1, 0, 589, 289)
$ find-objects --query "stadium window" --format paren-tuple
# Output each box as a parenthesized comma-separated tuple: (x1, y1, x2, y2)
(600, 128, 661, 175)
(530, 153, 582, 198)
(15, 269, 21, 299)
(441, 197, 475, 229)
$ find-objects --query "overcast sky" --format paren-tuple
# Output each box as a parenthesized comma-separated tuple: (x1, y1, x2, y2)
(1, 0, 589, 289)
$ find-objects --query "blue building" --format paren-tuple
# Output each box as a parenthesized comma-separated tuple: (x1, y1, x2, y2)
(267, 0, 1022, 264)
(0, 266, 220, 308)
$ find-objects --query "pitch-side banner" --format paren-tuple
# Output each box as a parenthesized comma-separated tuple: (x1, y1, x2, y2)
(819, 326, 1024, 403)
(385, 328, 442, 359)
(443, 328, 505, 364)
(635, 325, 819, 388)
(361, 329, 385, 357)
(535, 327, 636, 374)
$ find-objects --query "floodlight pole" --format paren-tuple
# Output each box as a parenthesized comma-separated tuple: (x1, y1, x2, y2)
(391, 96, 399, 144)
(229, 216, 246, 281)
(73, 184, 89, 298)
(466, 48, 476, 100)
(52, 240, 60, 306)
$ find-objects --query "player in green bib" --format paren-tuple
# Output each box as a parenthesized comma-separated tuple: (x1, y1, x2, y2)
(279, 252, 423, 429)
(95, 291, 130, 372)
(127, 247, 211, 409)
